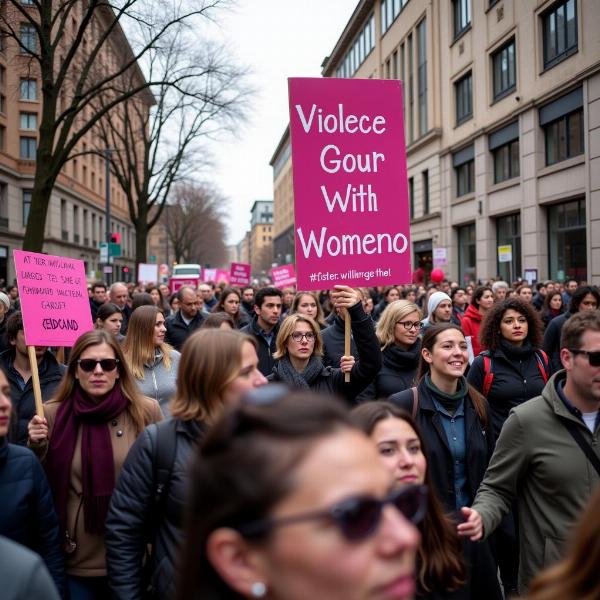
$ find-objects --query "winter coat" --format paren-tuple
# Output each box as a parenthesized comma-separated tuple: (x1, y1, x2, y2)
(268, 302, 381, 405)
(0, 439, 64, 596)
(106, 418, 205, 600)
(133, 349, 181, 417)
(89, 298, 104, 323)
(29, 395, 163, 578)
(0, 536, 61, 600)
(240, 317, 280, 377)
(461, 305, 484, 358)
(357, 341, 420, 401)
(165, 310, 205, 351)
(0, 349, 65, 445)
(467, 343, 548, 439)
(321, 315, 359, 368)
(471, 371, 600, 593)
(372, 299, 390, 322)
(542, 311, 571, 373)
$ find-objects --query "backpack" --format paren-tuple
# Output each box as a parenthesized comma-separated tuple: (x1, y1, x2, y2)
(481, 349, 550, 397)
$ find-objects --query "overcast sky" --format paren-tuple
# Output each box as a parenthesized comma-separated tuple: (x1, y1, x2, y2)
(208, 0, 357, 246)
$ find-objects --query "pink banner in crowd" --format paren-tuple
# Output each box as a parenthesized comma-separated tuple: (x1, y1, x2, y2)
(230, 262, 251, 286)
(271, 264, 297, 289)
(14, 250, 94, 347)
(215, 269, 230, 284)
(288, 78, 411, 290)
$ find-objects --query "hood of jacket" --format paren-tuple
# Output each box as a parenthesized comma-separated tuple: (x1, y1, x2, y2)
(464, 304, 482, 323)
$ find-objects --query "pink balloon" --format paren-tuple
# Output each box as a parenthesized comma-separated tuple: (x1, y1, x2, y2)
(430, 268, 445, 283)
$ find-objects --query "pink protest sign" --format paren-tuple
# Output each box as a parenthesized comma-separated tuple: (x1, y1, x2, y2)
(14, 250, 94, 347)
(271, 264, 297, 289)
(230, 262, 251, 286)
(215, 269, 230, 285)
(288, 78, 411, 290)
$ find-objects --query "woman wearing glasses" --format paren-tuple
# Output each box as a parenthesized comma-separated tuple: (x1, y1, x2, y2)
(177, 391, 423, 600)
(27, 330, 162, 599)
(268, 286, 381, 404)
(358, 300, 422, 400)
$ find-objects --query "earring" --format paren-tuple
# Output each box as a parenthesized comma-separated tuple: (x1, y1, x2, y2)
(251, 582, 267, 597)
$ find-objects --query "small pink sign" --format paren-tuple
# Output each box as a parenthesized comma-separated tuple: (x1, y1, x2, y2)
(271, 264, 297, 289)
(14, 250, 94, 347)
(288, 78, 411, 290)
(230, 262, 251, 286)
(215, 269, 230, 285)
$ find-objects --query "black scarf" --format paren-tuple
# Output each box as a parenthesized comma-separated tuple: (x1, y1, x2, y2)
(275, 355, 324, 390)
(498, 337, 535, 360)
(382, 341, 421, 371)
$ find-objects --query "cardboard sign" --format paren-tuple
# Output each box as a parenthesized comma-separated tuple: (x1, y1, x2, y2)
(271, 264, 297, 289)
(14, 250, 94, 347)
(169, 277, 200, 293)
(498, 245, 513, 263)
(230, 262, 251, 286)
(138, 263, 159, 284)
(433, 247, 448, 266)
(288, 78, 411, 290)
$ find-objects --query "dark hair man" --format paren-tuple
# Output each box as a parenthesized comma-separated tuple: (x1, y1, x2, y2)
(89, 281, 107, 322)
(165, 286, 205, 351)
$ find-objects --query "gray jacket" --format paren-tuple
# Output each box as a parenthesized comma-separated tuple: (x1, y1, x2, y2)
(135, 349, 180, 417)
(472, 370, 600, 593)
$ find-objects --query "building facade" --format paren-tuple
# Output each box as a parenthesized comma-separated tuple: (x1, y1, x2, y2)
(0, 3, 150, 284)
(273, 0, 599, 285)
(249, 200, 274, 275)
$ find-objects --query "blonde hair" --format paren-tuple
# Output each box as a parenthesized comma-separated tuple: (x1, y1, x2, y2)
(291, 291, 326, 327)
(170, 329, 256, 422)
(122, 306, 173, 380)
(273, 314, 323, 360)
(376, 300, 421, 349)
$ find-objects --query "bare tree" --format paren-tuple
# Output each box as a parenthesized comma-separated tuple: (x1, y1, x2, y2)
(0, 0, 229, 252)
(252, 245, 274, 276)
(164, 182, 228, 267)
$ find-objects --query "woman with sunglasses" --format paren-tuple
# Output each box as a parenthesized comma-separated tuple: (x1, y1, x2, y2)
(351, 401, 467, 599)
(177, 391, 423, 600)
(389, 323, 502, 600)
(291, 291, 327, 329)
(105, 329, 268, 600)
(358, 300, 422, 401)
(27, 330, 162, 599)
(269, 286, 381, 404)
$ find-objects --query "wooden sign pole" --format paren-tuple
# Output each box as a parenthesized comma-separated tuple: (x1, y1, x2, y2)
(344, 309, 351, 383)
(27, 346, 44, 418)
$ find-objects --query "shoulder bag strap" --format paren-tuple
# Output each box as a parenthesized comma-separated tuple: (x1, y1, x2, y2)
(411, 387, 419, 419)
(558, 416, 600, 477)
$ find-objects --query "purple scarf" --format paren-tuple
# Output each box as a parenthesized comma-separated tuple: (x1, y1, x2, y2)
(45, 385, 129, 535)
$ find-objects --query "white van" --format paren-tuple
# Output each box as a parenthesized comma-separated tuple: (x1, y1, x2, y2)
(171, 264, 202, 278)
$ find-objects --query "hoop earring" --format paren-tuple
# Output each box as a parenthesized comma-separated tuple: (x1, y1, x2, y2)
(251, 582, 267, 597)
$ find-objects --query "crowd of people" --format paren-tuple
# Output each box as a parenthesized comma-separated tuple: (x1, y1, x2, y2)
(0, 274, 598, 600)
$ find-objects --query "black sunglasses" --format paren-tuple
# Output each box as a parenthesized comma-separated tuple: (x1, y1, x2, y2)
(237, 484, 427, 542)
(569, 349, 600, 367)
(77, 358, 120, 372)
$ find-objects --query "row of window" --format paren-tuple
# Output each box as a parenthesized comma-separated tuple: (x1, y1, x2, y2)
(335, 14, 375, 78)
(380, 0, 410, 34)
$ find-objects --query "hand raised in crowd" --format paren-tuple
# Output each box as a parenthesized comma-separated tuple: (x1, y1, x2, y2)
(339, 355, 355, 373)
(330, 285, 360, 309)
(28, 414, 49, 443)
(457, 506, 483, 541)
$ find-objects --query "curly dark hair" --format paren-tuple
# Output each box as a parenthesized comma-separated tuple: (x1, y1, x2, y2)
(479, 297, 543, 351)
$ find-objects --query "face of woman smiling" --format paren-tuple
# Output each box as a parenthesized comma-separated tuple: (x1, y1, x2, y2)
(424, 328, 468, 380)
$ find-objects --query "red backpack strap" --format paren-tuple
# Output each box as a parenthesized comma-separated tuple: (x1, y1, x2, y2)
(411, 387, 419, 419)
(482, 354, 494, 397)
(535, 350, 550, 383)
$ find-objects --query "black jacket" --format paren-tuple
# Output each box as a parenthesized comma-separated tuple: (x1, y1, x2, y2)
(89, 298, 104, 323)
(321, 315, 359, 367)
(268, 302, 381, 405)
(106, 419, 205, 600)
(467, 345, 548, 439)
(165, 310, 205, 351)
(0, 440, 64, 596)
(240, 317, 280, 377)
(0, 349, 65, 445)
(357, 341, 420, 401)
(542, 311, 571, 373)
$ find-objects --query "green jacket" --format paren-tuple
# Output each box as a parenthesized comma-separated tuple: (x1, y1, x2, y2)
(472, 370, 600, 593)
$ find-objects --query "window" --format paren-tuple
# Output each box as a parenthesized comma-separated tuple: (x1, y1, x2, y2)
(417, 18, 428, 136)
(22, 190, 31, 226)
(20, 78, 36, 100)
(422, 170, 429, 214)
(20, 23, 36, 54)
(457, 223, 476, 284)
(492, 40, 516, 100)
(20, 112, 37, 130)
(453, 0, 471, 39)
(543, 0, 577, 69)
(392, 50, 398, 79)
(19, 136, 36, 159)
(336, 14, 375, 77)
(0, 182, 7, 228)
(0, 126, 4, 151)
(455, 72, 472, 125)
(453, 144, 474, 197)
(381, 0, 410, 34)
(489, 121, 520, 183)
(548, 198, 586, 281)
(409, 177, 414, 219)
(496, 213, 521, 282)
(400, 43, 405, 123)
(408, 34, 414, 142)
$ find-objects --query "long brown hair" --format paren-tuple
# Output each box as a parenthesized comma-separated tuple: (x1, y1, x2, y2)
(417, 323, 489, 427)
(291, 291, 326, 327)
(52, 330, 151, 433)
(528, 487, 600, 600)
(350, 401, 466, 593)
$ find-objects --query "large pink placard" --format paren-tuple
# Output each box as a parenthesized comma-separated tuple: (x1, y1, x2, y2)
(288, 78, 411, 290)
(230, 262, 251, 286)
(14, 250, 94, 347)
(271, 264, 297, 289)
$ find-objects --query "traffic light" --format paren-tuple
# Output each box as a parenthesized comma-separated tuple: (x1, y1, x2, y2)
(123, 266, 129, 274)
(111, 233, 121, 244)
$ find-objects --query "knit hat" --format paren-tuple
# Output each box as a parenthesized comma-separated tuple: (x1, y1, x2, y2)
(0, 292, 10, 310)
(427, 291, 452, 319)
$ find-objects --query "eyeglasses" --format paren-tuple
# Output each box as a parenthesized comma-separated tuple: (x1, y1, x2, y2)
(568, 349, 600, 367)
(237, 484, 427, 542)
(397, 321, 423, 331)
(77, 358, 120, 372)
(291, 331, 316, 343)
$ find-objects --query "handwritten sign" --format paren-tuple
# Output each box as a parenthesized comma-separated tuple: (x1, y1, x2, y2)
(230, 262, 251, 286)
(138, 263, 159, 284)
(271, 264, 297, 289)
(14, 250, 93, 346)
(288, 78, 411, 290)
